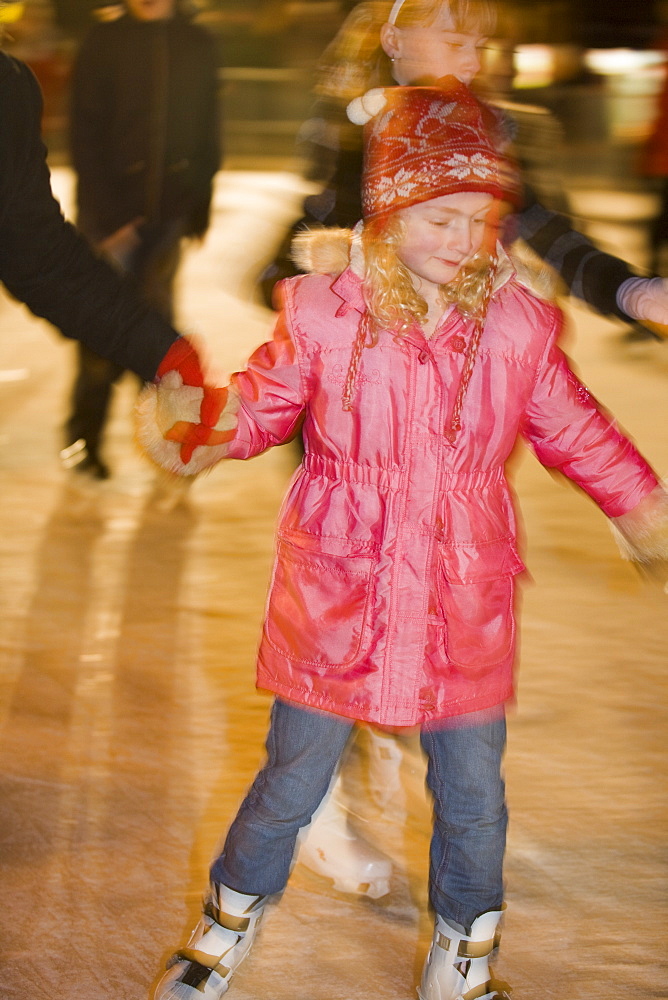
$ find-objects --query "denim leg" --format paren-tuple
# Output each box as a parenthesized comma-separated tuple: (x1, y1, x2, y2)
(421, 716, 508, 932)
(211, 699, 354, 895)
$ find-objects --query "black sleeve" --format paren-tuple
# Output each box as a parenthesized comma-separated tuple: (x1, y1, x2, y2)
(315, 145, 364, 230)
(0, 55, 179, 380)
(257, 137, 364, 308)
(517, 184, 640, 321)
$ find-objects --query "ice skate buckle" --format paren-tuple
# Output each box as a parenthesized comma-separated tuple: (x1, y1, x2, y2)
(436, 932, 496, 959)
(167, 949, 231, 989)
(204, 901, 251, 934)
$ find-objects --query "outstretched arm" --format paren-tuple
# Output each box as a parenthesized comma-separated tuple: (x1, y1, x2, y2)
(522, 326, 667, 574)
(522, 329, 658, 516)
(517, 185, 668, 333)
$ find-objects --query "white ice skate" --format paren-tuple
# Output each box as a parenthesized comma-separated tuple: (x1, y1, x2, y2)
(417, 909, 510, 1000)
(153, 883, 266, 1000)
(366, 727, 407, 812)
(298, 790, 392, 898)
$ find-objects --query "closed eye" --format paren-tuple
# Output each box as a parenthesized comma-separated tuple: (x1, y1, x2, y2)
(442, 34, 488, 52)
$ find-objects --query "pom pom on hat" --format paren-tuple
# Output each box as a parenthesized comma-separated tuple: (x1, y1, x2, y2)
(347, 88, 388, 125)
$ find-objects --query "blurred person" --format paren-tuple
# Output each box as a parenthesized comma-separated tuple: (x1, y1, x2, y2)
(139, 80, 668, 1000)
(62, 0, 220, 478)
(0, 7, 213, 445)
(259, 0, 668, 343)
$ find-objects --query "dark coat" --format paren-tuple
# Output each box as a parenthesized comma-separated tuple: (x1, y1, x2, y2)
(0, 52, 178, 379)
(70, 14, 221, 242)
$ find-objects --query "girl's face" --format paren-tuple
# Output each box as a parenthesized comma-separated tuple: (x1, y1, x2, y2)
(396, 191, 494, 294)
(381, 8, 487, 85)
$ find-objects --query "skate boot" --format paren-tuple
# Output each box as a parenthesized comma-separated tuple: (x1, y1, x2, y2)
(366, 728, 406, 812)
(153, 883, 266, 1000)
(298, 790, 392, 898)
(418, 909, 510, 1000)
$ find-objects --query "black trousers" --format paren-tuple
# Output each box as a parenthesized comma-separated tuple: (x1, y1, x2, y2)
(65, 219, 183, 459)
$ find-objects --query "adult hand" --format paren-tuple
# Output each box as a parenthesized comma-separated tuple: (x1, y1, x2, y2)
(98, 218, 143, 260)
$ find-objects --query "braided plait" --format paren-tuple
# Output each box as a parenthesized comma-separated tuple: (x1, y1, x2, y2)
(342, 314, 372, 412)
(445, 254, 498, 443)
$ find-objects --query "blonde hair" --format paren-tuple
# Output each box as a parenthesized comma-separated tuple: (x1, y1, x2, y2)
(316, 0, 497, 104)
(392, 0, 496, 33)
(341, 211, 497, 425)
(361, 214, 495, 342)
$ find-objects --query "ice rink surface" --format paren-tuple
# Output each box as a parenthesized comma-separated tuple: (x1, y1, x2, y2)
(0, 170, 666, 999)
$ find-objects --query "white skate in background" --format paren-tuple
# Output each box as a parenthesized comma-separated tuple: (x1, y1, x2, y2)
(365, 727, 409, 813)
(297, 790, 392, 899)
(297, 728, 425, 899)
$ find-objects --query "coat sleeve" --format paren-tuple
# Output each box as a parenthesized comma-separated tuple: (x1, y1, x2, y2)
(521, 311, 658, 518)
(517, 185, 638, 321)
(0, 55, 179, 380)
(227, 308, 307, 457)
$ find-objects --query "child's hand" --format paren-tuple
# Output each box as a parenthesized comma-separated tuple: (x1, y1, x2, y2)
(611, 483, 668, 592)
(136, 373, 239, 476)
(154, 339, 235, 464)
(164, 408, 235, 464)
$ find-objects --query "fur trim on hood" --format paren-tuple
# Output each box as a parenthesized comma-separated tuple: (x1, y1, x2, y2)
(290, 227, 354, 278)
(290, 225, 558, 302)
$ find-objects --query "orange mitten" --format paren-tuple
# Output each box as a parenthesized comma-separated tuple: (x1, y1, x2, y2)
(155, 338, 233, 463)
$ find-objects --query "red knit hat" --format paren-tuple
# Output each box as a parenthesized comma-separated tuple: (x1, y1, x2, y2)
(348, 77, 521, 220)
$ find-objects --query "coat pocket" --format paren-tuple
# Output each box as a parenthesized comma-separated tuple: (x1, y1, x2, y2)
(264, 533, 375, 669)
(439, 572, 516, 677)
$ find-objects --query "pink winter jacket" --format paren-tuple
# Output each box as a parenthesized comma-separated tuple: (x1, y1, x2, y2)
(143, 255, 659, 726)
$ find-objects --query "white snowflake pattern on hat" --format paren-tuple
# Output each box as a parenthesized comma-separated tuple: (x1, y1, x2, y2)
(445, 152, 496, 180)
(416, 100, 458, 132)
(373, 168, 419, 207)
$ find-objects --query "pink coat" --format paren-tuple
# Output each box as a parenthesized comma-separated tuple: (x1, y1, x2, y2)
(204, 262, 658, 726)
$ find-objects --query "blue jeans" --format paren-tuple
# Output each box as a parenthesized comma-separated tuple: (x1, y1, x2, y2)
(211, 699, 507, 932)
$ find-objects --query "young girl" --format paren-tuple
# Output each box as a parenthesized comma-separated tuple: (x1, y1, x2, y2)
(140, 79, 667, 1000)
(260, 0, 668, 898)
